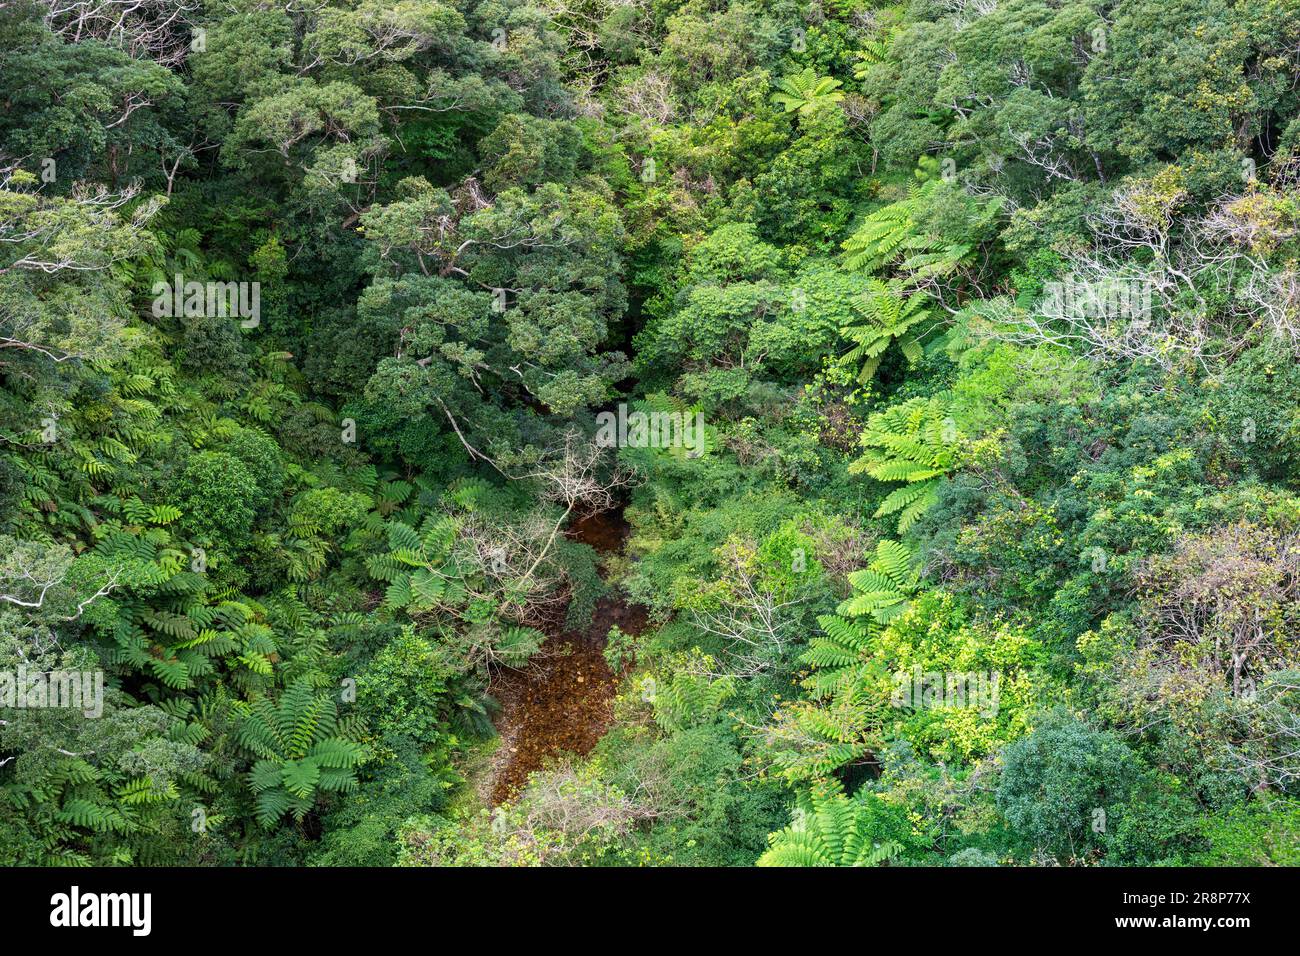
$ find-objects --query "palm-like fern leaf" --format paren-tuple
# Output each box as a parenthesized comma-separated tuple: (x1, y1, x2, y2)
(850, 396, 960, 533)
(759, 788, 904, 867)
(841, 278, 935, 382)
(772, 68, 844, 116)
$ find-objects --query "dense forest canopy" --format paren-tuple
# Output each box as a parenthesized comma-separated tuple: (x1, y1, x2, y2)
(2, 0, 1300, 867)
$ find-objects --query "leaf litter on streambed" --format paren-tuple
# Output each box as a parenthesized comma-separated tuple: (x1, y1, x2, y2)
(487, 509, 648, 805)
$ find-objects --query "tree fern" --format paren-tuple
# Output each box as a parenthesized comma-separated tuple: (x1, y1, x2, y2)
(772, 68, 844, 117)
(853, 29, 896, 76)
(626, 392, 713, 461)
(759, 786, 903, 867)
(850, 396, 960, 533)
(236, 679, 364, 827)
(761, 541, 920, 783)
(841, 164, 1001, 278)
(763, 693, 883, 783)
(652, 669, 736, 732)
(841, 278, 935, 382)
(842, 182, 926, 272)
(800, 540, 918, 695)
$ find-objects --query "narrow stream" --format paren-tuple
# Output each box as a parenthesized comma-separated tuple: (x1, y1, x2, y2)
(487, 508, 647, 805)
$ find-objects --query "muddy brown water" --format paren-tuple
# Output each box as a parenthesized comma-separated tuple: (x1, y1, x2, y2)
(487, 508, 647, 805)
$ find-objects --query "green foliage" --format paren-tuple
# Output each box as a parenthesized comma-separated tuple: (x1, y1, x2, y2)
(996, 712, 1142, 863)
(840, 279, 934, 383)
(356, 627, 455, 751)
(758, 785, 904, 867)
(5, 0, 1300, 871)
(850, 396, 961, 533)
(237, 679, 364, 827)
(366, 510, 547, 670)
(650, 666, 736, 733)
(1194, 798, 1300, 866)
(841, 172, 1001, 279)
(771, 69, 844, 118)
(171, 451, 259, 550)
(803, 539, 919, 696)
